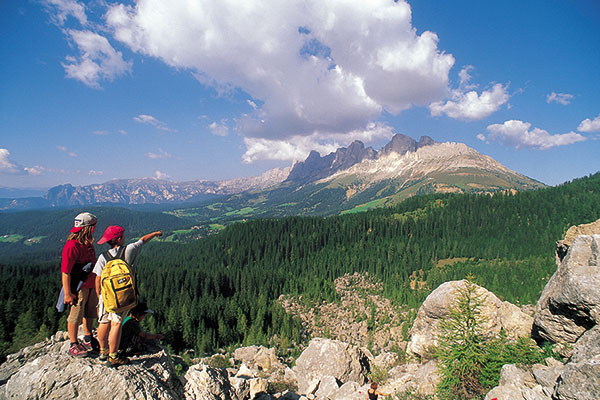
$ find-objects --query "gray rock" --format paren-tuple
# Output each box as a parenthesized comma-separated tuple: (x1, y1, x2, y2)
(570, 324, 600, 363)
(328, 382, 362, 400)
(499, 364, 536, 389)
(531, 363, 563, 390)
(232, 346, 284, 374)
(2, 339, 182, 400)
(485, 384, 525, 400)
(184, 363, 236, 400)
(554, 357, 600, 400)
(292, 339, 370, 395)
(407, 280, 533, 358)
(533, 235, 600, 344)
(314, 376, 339, 399)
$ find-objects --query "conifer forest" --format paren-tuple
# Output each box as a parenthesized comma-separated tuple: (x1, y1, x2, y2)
(0, 172, 599, 360)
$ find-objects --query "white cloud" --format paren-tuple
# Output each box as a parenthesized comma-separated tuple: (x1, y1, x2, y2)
(242, 122, 393, 163)
(88, 170, 104, 176)
(105, 0, 454, 146)
(134, 114, 176, 132)
(62, 30, 132, 88)
(476, 133, 486, 141)
(154, 170, 170, 180)
(92, 130, 109, 135)
(547, 92, 573, 105)
(208, 120, 229, 137)
(0, 149, 19, 174)
(0, 149, 42, 175)
(146, 148, 172, 159)
(56, 145, 78, 157)
(577, 114, 600, 133)
(484, 120, 587, 150)
(119, 129, 128, 135)
(43, 0, 87, 26)
(429, 67, 509, 121)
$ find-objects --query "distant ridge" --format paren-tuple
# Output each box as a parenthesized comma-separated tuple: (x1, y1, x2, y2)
(0, 134, 544, 212)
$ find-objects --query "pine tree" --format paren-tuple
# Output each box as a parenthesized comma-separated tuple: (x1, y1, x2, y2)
(436, 275, 487, 400)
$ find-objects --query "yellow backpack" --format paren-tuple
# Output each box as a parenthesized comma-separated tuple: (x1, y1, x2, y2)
(101, 247, 137, 313)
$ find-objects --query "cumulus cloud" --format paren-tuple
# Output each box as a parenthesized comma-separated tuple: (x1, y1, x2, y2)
(209, 120, 229, 137)
(43, 0, 87, 26)
(242, 122, 394, 163)
(482, 120, 587, 150)
(577, 114, 600, 133)
(134, 114, 176, 132)
(0, 149, 41, 175)
(62, 30, 132, 88)
(547, 92, 573, 105)
(146, 148, 172, 159)
(429, 66, 509, 120)
(105, 0, 454, 147)
(154, 170, 170, 180)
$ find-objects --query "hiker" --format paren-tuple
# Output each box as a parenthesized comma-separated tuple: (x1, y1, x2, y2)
(61, 212, 99, 357)
(93, 226, 162, 367)
(366, 382, 390, 400)
(119, 302, 164, 356)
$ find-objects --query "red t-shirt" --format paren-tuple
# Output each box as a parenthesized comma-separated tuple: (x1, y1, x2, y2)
(61, 239, 96, 289)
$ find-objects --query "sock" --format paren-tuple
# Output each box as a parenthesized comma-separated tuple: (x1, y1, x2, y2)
(84, 335, 93, 343)
(100, 347, 109, 354)
(109, 352, 118, 359)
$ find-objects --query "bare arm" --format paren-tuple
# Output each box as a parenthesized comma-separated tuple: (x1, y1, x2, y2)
(141, 230, 162, 243)
(95, 274, 102, 298)
(62, 273, 76, 305)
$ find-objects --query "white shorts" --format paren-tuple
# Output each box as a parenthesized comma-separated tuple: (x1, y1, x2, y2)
(97, 300, 128, 324)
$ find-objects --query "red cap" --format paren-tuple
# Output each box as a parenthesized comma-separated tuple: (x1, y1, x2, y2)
(97, 225, 124, 244)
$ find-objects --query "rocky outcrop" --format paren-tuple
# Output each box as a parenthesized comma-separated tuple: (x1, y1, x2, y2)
(406, 280, 533, 358)
(556, 218, 600, 260)
(1, 333, 183, 399)
(533, 235, 600, 345)
(232, 346, 284, 374)
(292, 338, 370, 395)
(279, 273, 405, 353)
(286, 141, 376, 184)
(487, 235, 600, 400)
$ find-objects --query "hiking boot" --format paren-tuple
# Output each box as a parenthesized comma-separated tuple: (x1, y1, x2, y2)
(99, 349, 109, 361)
(68, 342, 88, 358)
(106, 356, 131, 368)
(82, 337, 100, 352)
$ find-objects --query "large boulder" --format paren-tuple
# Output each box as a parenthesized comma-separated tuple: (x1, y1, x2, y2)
(556, 218, 600, 259)
(553, 325, 600, 400)
(184, 363, 237, 400)
(407, 280, 533, 358)
(292, 338, 370, 395)
(533, 235, 600, 344)
(1, 336, 183, 399)
(232, 346, 285, 374)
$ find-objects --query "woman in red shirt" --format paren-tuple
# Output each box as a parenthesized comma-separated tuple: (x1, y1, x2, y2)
(61, 212, 99, 357)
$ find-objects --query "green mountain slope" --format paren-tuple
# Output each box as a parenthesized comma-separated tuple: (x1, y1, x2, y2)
(0, 172, 598, 358)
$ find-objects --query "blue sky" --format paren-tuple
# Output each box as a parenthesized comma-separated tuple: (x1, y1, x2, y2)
(1, 0, 599, 191)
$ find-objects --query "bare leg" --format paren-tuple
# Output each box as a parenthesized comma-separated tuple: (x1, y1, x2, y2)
(67, 322, 79, 343)
(97, 322, 110, 350)
(108, 321, 123, 354)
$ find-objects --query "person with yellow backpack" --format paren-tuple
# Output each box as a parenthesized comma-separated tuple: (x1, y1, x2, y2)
(93, 225, 162, 367)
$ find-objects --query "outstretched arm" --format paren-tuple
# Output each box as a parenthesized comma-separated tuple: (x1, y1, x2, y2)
(141, 230, 162, 243)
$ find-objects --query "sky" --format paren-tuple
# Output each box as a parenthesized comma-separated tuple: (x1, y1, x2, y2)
(1, 0, 599, 192)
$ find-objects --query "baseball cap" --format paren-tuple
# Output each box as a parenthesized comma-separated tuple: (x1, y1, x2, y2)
(97, 225, 125, 244)
(70, 212, 97, 233)
(131, 302, 153, 316)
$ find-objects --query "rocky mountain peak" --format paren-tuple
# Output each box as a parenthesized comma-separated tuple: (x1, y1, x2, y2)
(286, 134, 432, 185)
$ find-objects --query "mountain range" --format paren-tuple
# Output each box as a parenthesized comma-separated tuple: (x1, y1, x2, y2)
(0, 134, 543, 215)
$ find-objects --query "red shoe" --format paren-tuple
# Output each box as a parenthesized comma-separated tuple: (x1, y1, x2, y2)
(68, 342, 88, 358)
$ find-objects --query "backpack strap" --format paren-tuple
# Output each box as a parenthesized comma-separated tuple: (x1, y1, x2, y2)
(103, 246, 127, 263)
